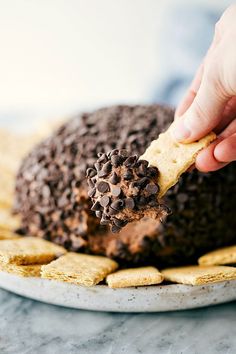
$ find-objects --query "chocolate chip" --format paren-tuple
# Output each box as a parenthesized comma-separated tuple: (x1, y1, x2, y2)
(109, 172, 120, 185)
(86, 168, 97, 177)
(100, 195, 110, 207)
(123, 169, 134, 181)
(119, 149, 129, 158)
(109, 149, 119, 156)
(111, 155, 122, 167)
(88, 187, 96, 197)
(137, 196, 147, 206)
(108, 207, 119, 215)
(111, 224, 121, 233)
(111, 186, 122, 197)
(113, 217, 128, 228)
(125, 197, 135, 209)
(177, 193, 188, 203)
(137, 159, 148, 168)
(102, 161, 112, 174)
(145, 183, 159, 195)
(110, 199, 124, 211)
(98, 169, 109, 178)
(97, 153, 108, 163)
(94, 162, 102, 171)
(91, 201, 101, 211)
(97, 181, 110, 193)
(87, 178, 94, 188)
(124, 155, 137, 167)
(137, 177, 149, 187)
(147, 166, 159, 178)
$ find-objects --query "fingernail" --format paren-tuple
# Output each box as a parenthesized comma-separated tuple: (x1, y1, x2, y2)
(172, 118, 191, 142)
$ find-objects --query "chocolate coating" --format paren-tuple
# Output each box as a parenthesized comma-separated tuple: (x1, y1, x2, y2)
(14, 105, 236, 267)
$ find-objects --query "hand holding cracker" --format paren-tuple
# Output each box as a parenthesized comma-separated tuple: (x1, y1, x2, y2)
(87, 122, 215, 231)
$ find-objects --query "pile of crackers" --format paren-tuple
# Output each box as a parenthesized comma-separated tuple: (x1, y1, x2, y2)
(1, 124, 236, 289)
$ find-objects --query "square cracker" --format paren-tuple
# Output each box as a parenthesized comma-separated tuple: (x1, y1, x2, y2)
(199, 245, 236, 266)
(0, 237, 67, 265)
(0, 229, 20, 240)
(0, 210, 20, 231)
(106, 266, 164, 288)
(140, 124, 216, 197)
(0, 263, 42, 277)
(41, 252, 118, 286)
(161, 265, 236, 285)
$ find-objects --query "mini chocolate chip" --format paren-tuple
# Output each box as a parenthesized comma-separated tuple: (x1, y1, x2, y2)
(111, 224, 121, 233)
(123, 169, 134, 181)
(109, 172, 120, 185)
(88, 187, 96, 197)
(111, 155, 123, 167)
(125, 197, 135, 210)
(100, 195, 110, 207)
(177, 193, 188, 203)
(113, 217, 127, 228)
(147, 166, 159, 178)
(102, 161, 112, 174)
(91, 201, 101, 211)
(95, 211, 103, 218)
(119, 149, 129, 158)
(137, 177, 149, 187)
(86, 168, 97, 178)
(145, 183, 159, 195)
(124, 155, 137, 167)
(137, 196, 147, 206)
(97, 153, 108, 163)
(109, 149, 119, 157)
(98, 169, 109, 178)
(111, 185, 122, 197)
(110, 199, 124, 211)
(97, 181, 110, 193)
(87, 178, 95, 188)
(94, 162, 102, 171)
(137, 159, 149, 168)
(108, 207, 119, 215)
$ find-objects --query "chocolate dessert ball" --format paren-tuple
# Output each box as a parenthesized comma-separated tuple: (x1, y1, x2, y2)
(14, 105, 236, 267)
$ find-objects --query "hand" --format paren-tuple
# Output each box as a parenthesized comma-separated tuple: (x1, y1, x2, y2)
(173, 4, 236, 172)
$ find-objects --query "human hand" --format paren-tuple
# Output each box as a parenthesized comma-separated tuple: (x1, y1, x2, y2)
(173, 4, 236, 172)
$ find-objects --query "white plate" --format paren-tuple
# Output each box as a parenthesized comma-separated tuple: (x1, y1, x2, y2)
(0, 272, 236, 312)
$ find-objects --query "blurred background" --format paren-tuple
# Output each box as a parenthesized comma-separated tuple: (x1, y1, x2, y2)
(0, 0, 232, 133)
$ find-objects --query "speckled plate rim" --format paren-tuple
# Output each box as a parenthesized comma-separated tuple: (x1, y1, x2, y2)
(0, 272, 236, 312)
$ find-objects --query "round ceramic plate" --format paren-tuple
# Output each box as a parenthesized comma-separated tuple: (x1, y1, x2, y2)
(0, 272, 236, 312)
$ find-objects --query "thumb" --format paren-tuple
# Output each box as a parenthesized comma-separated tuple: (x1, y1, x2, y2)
(173, 73, 229, 142)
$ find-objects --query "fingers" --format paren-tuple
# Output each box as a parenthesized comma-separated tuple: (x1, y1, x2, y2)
(195, 139, 228, 172)
(214, 133, 236, 162)
(195, 119, 236, 171)
(173, 72, 228, 142)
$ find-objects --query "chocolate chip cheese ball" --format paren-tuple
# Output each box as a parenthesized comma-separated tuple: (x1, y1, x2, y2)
(87, 149, 170, 232)
(14, 105, 236, 267)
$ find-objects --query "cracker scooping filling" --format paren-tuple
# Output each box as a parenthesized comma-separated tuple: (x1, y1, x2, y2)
(87, 123, 216, 232)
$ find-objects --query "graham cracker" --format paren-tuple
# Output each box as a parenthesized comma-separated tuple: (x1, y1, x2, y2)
(0, 262, 42, 277)
(141, 124, 216, 197)
(0, 210, 20, 231)
(161, 265, 236, 285)
(0, 237, 67, 265)
(41, 252, 118, 286)
(106, 266, 164, 288)
(199, 246, 236, 266)
(0, 229, 20, 240)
